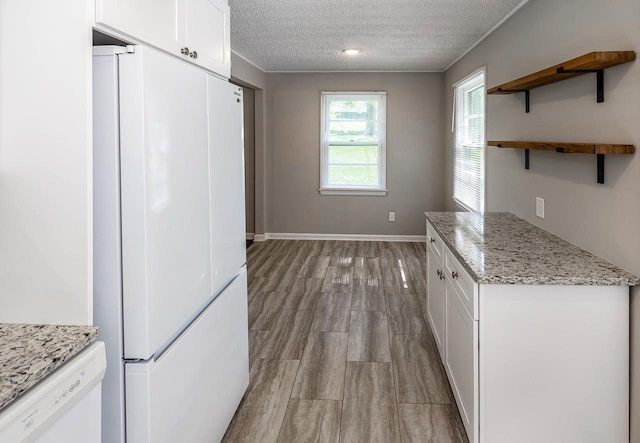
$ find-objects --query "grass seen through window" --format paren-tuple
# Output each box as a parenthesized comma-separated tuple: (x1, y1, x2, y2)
(328, 145, 379, 186)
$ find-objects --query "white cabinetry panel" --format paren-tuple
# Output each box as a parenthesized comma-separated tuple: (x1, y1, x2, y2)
(95, 0, 230, 77)
(0, 0, 92, 325)
(479, 284, 628, 443)
(118, 47, 212, 359)
(96, 0, 182, 55)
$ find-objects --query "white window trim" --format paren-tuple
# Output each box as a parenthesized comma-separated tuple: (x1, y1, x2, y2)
(319, 91, 387, 196)
(452, 67, 486, 213)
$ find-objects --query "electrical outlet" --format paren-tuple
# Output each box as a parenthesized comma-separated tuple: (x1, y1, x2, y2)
(389, 211, 396, 222)
(536, 197, 545, 218)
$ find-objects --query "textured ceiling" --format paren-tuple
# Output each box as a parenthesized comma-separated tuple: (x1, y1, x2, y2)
(229, 0, 526, 72)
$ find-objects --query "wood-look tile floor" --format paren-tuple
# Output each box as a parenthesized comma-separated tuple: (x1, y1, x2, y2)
(223, 240, 468, 443)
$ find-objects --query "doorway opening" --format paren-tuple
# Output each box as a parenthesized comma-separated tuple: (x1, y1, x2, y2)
(230, 81, 256, 248)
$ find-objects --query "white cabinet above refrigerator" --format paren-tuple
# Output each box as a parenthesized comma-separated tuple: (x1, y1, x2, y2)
(95, 0, 231, 78)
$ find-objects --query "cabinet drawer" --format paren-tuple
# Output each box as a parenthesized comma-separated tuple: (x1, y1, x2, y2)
(444, 249, 477, 320)
(426, 221, 445, 263)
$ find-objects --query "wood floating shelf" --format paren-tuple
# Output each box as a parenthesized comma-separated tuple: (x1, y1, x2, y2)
(487, 141, 635, 184)
(487, 51, 636, 112)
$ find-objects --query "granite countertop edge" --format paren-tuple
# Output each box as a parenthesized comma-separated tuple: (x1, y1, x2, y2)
(0, 324, 100, 411)
(425, 211, 640, 287)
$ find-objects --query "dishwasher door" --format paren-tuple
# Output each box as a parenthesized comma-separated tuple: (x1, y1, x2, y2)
(0, 342, 106, 443)
(32, 385, 101, 443)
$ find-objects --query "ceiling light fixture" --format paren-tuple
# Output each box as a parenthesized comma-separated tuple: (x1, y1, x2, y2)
(343, 49, 361, 56)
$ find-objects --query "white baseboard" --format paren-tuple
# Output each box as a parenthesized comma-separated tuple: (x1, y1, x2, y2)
(246, 233, 255, 240)
(253, 232, 425, 242)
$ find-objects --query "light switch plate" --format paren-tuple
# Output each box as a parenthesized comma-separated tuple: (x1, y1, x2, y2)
(389, 211, 396, 222)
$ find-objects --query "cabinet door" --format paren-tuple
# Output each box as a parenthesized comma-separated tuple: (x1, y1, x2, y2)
(96, 0, 182, 56)
(185, 0, 230, 77)
(445, 284, 479, 443)
(427, 247, 446, 360)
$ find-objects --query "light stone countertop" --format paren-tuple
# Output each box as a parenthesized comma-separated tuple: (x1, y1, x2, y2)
(425, 212, 640, 286)
(0, 324, 99, 411)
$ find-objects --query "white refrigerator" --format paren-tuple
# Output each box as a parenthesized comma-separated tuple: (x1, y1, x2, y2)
(92, 45, 248, 443)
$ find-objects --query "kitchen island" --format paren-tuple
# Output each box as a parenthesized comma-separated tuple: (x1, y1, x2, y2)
(425, 212, 638, 443)
(0, 324, 99, 411)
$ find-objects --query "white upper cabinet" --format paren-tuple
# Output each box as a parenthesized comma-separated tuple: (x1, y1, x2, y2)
(184, 0, 230, 78)
(95, 0, 230, 78)
(95, 0, 181, 55)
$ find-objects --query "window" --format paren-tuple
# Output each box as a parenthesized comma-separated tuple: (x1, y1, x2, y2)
(453, 69, 485, 212)
(320, 92, 387, 195)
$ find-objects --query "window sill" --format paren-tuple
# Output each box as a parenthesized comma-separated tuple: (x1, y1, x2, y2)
(453, 197, 482, 213)
(319, 188, 388, 196)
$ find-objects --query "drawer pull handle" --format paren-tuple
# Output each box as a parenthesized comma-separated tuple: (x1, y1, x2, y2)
(451, 271, 459, 279)
(437, 269, 445, 280)
(429, 237, 435, 243)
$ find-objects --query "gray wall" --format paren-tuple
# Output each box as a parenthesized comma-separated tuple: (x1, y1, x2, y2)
(231, 52, 266, 90)
(265, 72, 444, 236)
(443, 0, 640, 437)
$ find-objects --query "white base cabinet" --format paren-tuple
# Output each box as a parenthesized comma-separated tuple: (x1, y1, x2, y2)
(426, 220, 629, 443)
(479, 284, 628, 443)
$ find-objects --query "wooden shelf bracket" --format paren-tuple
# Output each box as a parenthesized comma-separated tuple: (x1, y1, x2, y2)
(556, 67, 604, 103)
(495, 89, 530, 112)
(597, 154, 604, 184)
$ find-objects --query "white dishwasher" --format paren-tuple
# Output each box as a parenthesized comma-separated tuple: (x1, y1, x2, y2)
(0, 342, 106, 443)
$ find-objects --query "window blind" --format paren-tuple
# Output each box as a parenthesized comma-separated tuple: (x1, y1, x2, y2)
(453, 69, 485, 212)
